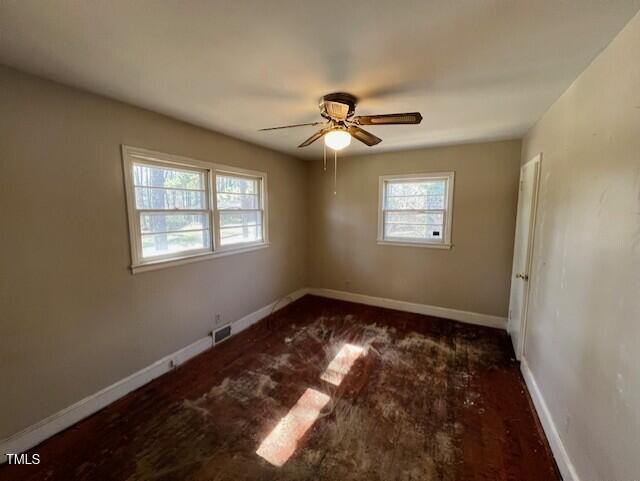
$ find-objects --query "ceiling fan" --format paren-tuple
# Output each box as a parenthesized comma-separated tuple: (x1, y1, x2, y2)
(259, 92, 422, 151)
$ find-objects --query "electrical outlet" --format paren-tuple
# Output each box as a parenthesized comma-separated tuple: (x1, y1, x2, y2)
(345, 280, 351, 290)
(215, 313, 223, 327)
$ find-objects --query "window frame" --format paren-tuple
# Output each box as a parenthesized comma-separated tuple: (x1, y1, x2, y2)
(122, 145, 269, 273)
(377, 172, 455, 249)
(213, 169, 266, 252)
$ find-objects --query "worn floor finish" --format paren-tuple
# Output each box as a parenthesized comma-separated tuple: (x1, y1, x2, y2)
(1, 296, 560, 481)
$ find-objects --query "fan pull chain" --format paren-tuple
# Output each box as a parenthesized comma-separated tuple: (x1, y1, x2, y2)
(334, 151, 337, 195)
(323, 143, 327, 171)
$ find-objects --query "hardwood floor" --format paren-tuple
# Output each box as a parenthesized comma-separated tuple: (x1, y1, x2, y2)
(1, 295, 560, 481)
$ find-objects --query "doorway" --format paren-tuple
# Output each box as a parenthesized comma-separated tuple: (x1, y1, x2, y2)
(508, 153, 541, 360)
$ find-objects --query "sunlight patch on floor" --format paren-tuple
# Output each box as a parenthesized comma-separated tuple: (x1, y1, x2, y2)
(320, 344, 364, 386)
(256, 388, 330, 466)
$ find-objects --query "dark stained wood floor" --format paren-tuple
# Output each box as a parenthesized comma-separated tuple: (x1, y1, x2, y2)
(1, 295, 560, 481)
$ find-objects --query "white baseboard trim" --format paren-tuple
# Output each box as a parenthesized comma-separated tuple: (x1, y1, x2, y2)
(231, 288, 308, 335)
(0, 288, 308, 464)
(308, 288, 507, 330)
(520, 358, 580, 481)
(2, 287, 501, 462)
(0, 338, 211, 465)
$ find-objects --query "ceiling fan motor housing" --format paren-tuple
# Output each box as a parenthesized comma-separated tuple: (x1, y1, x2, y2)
(320, 92, 357, 121)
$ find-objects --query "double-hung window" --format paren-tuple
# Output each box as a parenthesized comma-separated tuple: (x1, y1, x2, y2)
(122, 146, 268, 273)
(378, 172, 454, 248)
(215, 173, 264, 247)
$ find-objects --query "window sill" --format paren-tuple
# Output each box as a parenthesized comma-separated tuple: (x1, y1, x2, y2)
(377, 240, 452, 250)
(131, 243, 270, 274)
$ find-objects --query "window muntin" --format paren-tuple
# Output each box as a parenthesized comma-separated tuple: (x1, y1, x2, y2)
(122, 146, 269, 272)
(215, 174, 264, 247)
(379, 173, 454, 247)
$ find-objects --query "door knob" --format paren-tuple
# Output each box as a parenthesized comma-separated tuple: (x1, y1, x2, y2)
(516, 273, 529, 281)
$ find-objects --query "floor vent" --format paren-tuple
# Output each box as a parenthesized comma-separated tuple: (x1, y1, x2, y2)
(214, 325, 231, 344)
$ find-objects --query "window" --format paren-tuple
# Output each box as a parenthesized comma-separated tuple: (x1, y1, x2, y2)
(378, 172, 454, 248)
(122, 146, 268, 273)
(215, 173, 264, 247)
(132, 161, 212, 260)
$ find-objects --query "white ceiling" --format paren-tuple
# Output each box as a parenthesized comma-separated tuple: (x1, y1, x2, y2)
(1, 1, 639, 159)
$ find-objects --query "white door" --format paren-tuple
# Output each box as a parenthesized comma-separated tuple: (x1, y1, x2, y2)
(508, 154, 541, 360)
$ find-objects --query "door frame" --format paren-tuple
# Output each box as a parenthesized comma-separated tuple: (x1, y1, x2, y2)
(511, 153, 542, 360)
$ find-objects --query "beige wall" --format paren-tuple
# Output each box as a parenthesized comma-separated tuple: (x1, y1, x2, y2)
(0, 66, 308, 439)
(0, 67, 522, 443)
(521, 11, 640, 481)
(308, 140, 522, 318)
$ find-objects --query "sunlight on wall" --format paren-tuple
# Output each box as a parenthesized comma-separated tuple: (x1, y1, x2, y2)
(256, 388, 330, 467)
(320, 344, 364, 386)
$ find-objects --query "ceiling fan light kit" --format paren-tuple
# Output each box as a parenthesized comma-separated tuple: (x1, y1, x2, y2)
(260, 92, 422, 192)
(324, 129, 351, 150)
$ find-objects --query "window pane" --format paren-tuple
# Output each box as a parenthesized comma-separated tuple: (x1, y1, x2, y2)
(135, 187, 205, 209)
(426, 181, 446, 195)
(133, 163, 204, 190)
(140, 213, 208, 234)
(386, 211, 443, 225)
(216, 175, 258, 194)
(387, 180, 445, 196)
(141, 230, 210, 258)
(426, 195, 445, 209)
(219, 210, 261, 228)
(385, 178, 447, 211)
(385, 195, 444, 210)
(219, 225, 262, 246)
(385, 223, 443, 240)
(216, 192, 259, 209)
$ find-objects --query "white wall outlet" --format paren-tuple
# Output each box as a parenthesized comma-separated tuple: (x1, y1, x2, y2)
(214, 313, 223, 327)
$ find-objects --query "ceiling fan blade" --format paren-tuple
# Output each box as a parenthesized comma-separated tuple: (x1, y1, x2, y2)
(259, 121, 323, 131)
(298, 127, 331, 148)
(348, 126, 382, 146)
(352, 112, 423, 125)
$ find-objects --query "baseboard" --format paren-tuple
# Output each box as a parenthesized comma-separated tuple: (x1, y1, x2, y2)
(0, 288, 308, 463)
(231, 288, 308, 335)
(308, 288, 507, 330)
(520, 358, 581, 481)
(1, 286, 500, 462)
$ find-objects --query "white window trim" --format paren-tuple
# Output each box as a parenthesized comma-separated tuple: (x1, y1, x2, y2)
(122, 145, 269, 274)
(213, 169, 266, 253)
(377, 171, 454, 249)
